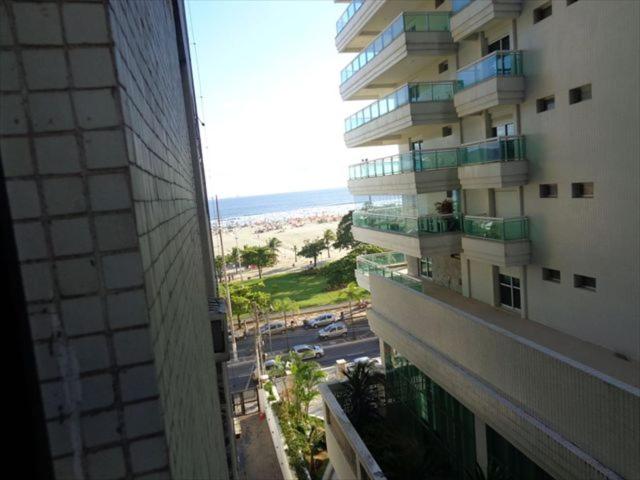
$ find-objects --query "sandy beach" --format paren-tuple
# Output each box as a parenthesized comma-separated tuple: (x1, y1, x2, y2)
(212, 213, 350, 280)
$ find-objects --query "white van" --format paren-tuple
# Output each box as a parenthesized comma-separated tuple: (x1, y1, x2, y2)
(260, 321, 287, 335)
(318, 321, 348, 340)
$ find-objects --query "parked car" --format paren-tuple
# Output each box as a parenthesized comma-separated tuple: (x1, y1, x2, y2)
(259, 321, 287, 335)
(292, 344, 324, 359)
(251, 358, 290, 381)
(304, 313, 336, 329)
(318, 321, 348, 340)
(346, 356, 383, 373)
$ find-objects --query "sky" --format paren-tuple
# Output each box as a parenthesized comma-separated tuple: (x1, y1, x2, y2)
(185, 0, 396, 199)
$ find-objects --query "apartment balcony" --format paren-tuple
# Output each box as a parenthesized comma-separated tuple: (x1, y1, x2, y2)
(457, 135, 527, 189)
(361, 256, 639, 479)
(450, 0, 523, 42)
(344, 82, 457, 148)
(340, 12, 455, 101)
(348, 148, 459, 196)
(453, 51, 525, 117)
(335, 0, 433, 53)
(352, 208, 462, 257)
(462, 215, 530, 267)
(355, 251, 410, 291)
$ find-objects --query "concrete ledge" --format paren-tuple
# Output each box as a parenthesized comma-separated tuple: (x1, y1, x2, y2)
(367, 274, 640, 479)
(345, 101, 458, 148)
(458, 159, 528, 189)
(260, 388, 296, 480)
(453, 76, 525, 117)
(335, 0, 386, 53)
(353, 226, 462, 258)
(341, 31, 456, 101)
(461, 236, 530, 267)
(320, 383, 387, 480)
(348, 167, 460, 196)
(451, 0, 523, 42)
(355, 270, 371, 291)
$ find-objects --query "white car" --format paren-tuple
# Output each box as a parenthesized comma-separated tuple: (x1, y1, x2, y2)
(346, 356, 383, 372)
(304, 313, 336, 329)
(318, 321, 348, 340)
(259, 321, 287, 335)
(292, 344, 324, 359)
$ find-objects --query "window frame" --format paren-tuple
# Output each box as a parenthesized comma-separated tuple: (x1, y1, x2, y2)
(533, 2, 553, 24)
(539, 183, 558, 198)
(420, 257, 434, 280)
(542, 268, 561, 283)
(571, 182, 594, 198)
(499, 274, 521, 311)
(574, 274, 596, 291)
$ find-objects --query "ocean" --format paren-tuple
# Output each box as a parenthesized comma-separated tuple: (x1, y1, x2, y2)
(209, 187, 362, 225)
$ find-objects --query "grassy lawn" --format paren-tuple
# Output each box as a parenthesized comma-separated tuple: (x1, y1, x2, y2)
(234, 270, 349, 310)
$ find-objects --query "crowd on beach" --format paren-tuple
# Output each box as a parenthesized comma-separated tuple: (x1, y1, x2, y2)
(220, 212, 345, 234)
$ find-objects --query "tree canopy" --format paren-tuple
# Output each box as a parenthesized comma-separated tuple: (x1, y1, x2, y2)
(241, 245, 277, 278)
(298, 239, 325, 268)
(320, 243, 384, 288)
(333, 210, 359, 250)
(322, 229, 336, 258)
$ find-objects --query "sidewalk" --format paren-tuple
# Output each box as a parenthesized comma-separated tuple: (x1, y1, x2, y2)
(236, 413, 284, 480)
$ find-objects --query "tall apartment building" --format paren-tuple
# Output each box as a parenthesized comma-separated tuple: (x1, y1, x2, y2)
(1, 1, 236, 478)
(323, 1, 639, 479)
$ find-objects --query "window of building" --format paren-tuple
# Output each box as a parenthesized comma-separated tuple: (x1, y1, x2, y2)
(442, 126, 452, 137)
(542, 268, 561, 283)
(533, 2, 552, 23)
(539, 183, 558, 198)
(487, 426, 555, 480)
(410, 140, 423, 151)
(571, 182, 594, 198)
(491, 123, 515, 137)
(499, 274, 521, 310)
(536, 95, 555, 113)
(438, 60, 448, 74)
(567, 0, 579, 5)
(574, 274, 596, 291)
(420, 257, 433, 279)
(569, 84, 592, 104)
(435, 0, 445, 9)
(488, 36, 510, 53)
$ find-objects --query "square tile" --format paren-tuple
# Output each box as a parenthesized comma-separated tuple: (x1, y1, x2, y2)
(21, 262, 54, 301)
(87, 447, 126, 480)
(61, 295, 103, 336)
(84, 129, 128, 169)
(23, 49, 68, 90)
(0, 51, 19, 91)
(130, 437, 168, 473)
(63, 3, 109, 44)
(73, 89, 119, 129)
(88, 172, 131, 211)
(124, 400, 164, 438)
(94, 212, 137, 251)
(42, 177, 86, 215)
(46, 419, 73, 457)
(0, 137, 33, 177)
(69, 334, 110, 373)
(55, 257, 98, 296)
(80, 374, 114, 411)
(29, 91, 74, 132)
(82, 410, 119, 447)
(102, 252, 143, 289)
(0, 94, 28, 134)
(113, 327, 152, 365)
(119, 364, 158, 402)
(51, 217, 93, 256)
(69, 47, 115, 88)
(14, 2, 63, 45)
(35, 135, 80, 174)
(107, 289, 148, 329)
(13, 221, 47, 260)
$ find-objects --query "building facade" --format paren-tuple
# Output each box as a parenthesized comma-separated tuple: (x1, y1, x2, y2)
(1, 0, 235, 478)
(326, 0, 640, 479)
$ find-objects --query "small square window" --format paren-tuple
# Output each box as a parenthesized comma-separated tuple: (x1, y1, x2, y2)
(534, 3, 552, 23)
(569, 84, 592, 104)
(539, 184, 558, 198)
(572, 182, 594, 198)
(435, 0, 445, 8)
(542, 268, 561, 283)
(438, 60, 448, 74)
(442, 126, 452, 137)
(574, 274, 596, 291)
(567, 0, 579, 5)
(537, 95, 555, 113)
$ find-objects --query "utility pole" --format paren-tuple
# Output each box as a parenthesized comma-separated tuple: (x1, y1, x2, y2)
(234, 232, 243, 281)
(215, 195, 238, 361)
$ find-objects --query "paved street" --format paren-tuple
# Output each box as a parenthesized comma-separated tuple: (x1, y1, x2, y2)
(231, 317, 373, 359)
(228, 335, 380, 393)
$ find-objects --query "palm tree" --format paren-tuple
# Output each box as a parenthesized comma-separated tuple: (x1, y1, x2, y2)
(272, 297, 299, 351)
(298, 238, 325, 268)
(266, 237, 283, 252)
(340, 361, 383, 428)
(323, 229, 336, 258)
(339, 282, 367, 338)
(289, 352, 326, 418)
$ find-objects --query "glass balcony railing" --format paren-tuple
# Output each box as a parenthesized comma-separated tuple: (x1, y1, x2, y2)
(353, 208, 461, 236)
(456, 51, 523, 91)
(345, 82, 456, 133)
(452, 0, 473, 14)
(462, 216, 529, 241)
(348, 136, 525, 180)
(356, 252, 422, 292)
(349, 148, 458, 180)
(457, 136, 525, 166)
(336, 0, 365, 35)
(340, 12, 451, 84)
